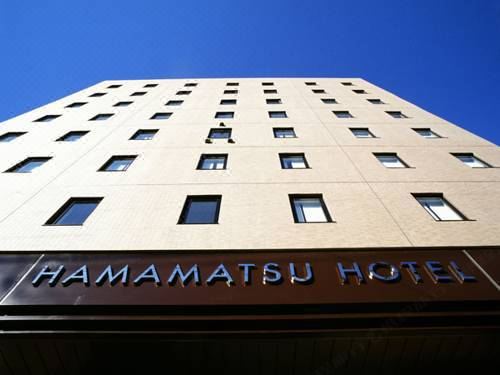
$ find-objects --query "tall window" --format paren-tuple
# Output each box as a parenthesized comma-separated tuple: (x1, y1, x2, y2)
(178, 196, 221, 224)
(197, 154, 228, 170)
(350, 128, 375, 138)
(414, 194, 466, 221)
(289, 195, 332, 223)
(5, 157, 51, 173)
(413, 128, 441, 138)
(280, 153, 309, 169)
(57, 131, 89, 142)
(452, 153, 491, 168)
(374, 153, 409, 168)
(99, 156, 137, 172)
(273, 128, 296, 138)
(130, 129, 158, 140)
(0, 132, 26, 142)
(46, 197, 103, 226)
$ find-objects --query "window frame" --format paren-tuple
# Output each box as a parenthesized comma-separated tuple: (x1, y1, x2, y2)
(266, 98, 282, 104)
(321, 98, 338, 104)
(333, 111, 353, 118)
(5, 157, 52, 173)
(107, 84, 122, 89)
(150, 112, 172, 120)
(144, 83, 158, 88)
(451, 153, 492, 168)
(113, 101, 133, 107)
(413, 193, 468, 221)
(89, 113, 114, 121)
(166, 100, 184, 106)
(89, 92, 106, 98)
(66, 102, 87, 108)
(374, 153, 410, 168)
(350, 128, 376, 138)
(268, 111, 287, 119)
(273, 127, 297, 138)
(223, 89, 238, 95)
(0, 132, 27, 142)
(45, 197, 103, 226)
(176, 90, 192, 95)
(197, 154, 228, 170)
(130, 91, 147, 97)
(367, 98, 384, 104)
(98, 155, 137, 172)
(289, 194, 333, 224)
(279, 153, 310, 169)
(208, 128, 232, 139)
(226, 82, 239, 87)
(56, 131, 89, 142)
(263, 89, 278, 94)
(130, 129, 158, 141)
(312, 89, 326, 94)
(34, 114, 61, 123)
(262, 82, 274, 86)
(220, 99, 237, 105)
(178, 195, 222, 225)
(412, 128, 442, 139)
(386, 111, 408, 119)
(215, 111, 234, 119)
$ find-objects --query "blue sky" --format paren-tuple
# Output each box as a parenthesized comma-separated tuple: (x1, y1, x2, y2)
(1, 0, 499, 144)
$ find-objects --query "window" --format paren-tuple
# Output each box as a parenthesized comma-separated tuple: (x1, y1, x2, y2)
(184, 83, 197, 87)
(178, 196, 221, 224)
(34, 114, 61, 122)
(220, 99, 237, 105)
(312, 89, 326, 94)
(176, 90, 191, 95)
(0, 132, 26, 142)
(414, 194, 466, 221)
(266, 98, 282, 104)
(452, 153, 491, 168)
(130, 129, 158, 140)
(413, 128, 441, 138)
(386, 111, 408, 119)
(262, 82, 274, 86)
(45, 197, 103, 226)
(321, 98, 337, 104)
(226, 82, 239, 86)
(99, 155, 137, 172)
(280, 153, 309, 169)
(197, 154, 228, 170)
(151, 112, 172, 120)
(5, 157, 51, 173)
(144, 83, 158, 88)
(215, 111, 234, 119)
(305, 82, 317, 86)
(375, 153, 409, 168)
(223, 89, 238, 94)
(350, 128, 375, 138)
(89, 113, 114, 121)
(113, 101, 133, 107)
(264, 89, 278, 94)
(341, 82, 353, 86)
(290, 195, 332, 223)
(273, 128, 296, 138)
(269, 111, 287, 118)
(57, 131, 89, 142)
(130, 91, 147, 97)
(66, 102, 87, 108)
(208, 128, 232, 139)
(107, 84, 122, 89)
(353, 89, 367, 94)
(333, 111, 353, 118)
(89, 92, 106, 97)
(166, 100, 183, 106)
(367, 99, 384, 104)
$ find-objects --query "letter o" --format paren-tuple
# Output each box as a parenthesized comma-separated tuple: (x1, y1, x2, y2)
(368, 262, 400, 283)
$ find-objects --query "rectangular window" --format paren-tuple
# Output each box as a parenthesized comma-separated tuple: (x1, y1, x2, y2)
(56, 131, 89, 142)
(5, 157, 51, 173)
(341, 82, 353, 86)
(178, 195, 221, 224)
(208, 128, 232, 139)
(350, 128, 375, 138)
(144, 83, 158, 88)
(290, 194, 332, 223)
(220, 99, 237, 105)
(66, 102, 87, 108)
(0, 132, 26, 142)
(305, 82, 317, 86)
(414, 194, 466, 221)
(413, 128, 441, 138)
(130, 91, 147, 96)
(386, 111, 408, 119)
(89, 92, 106, 97)
(150, 112, 172, 120)
(333, 111, 353, 118)
(367, 99, 384, 104)
(215, 111, 234, 119)
(264, 89, 278, 94)
(226, 82, 239, 86)
(45, 197, 103, 226)
(266, 98, 282, 104)
(107, 84, 121, 89)
(113, 101, 133, 107)
(269, 111, 287, 118)
(176, 91, 191, 95)
(223, 89, 238, 94)
(280, 153, 309, 169)
(130, 129, 158, 140)
(353, 89, 367, 94)
(262, 82, 274, 86)
(197, 154, 228, 170)
(89, 113, 114, 121)
(374, 153, 409, 168)
(312, 89, 326, 94)
(34, 114, 61, 122)
(184, 83, 197, 87)
(99, 155, 137, 172)
(166, 100, 183, 106)
(321, 98, 337, 104)
(452, 153, 491, 168)
(273, 128, 296, 138)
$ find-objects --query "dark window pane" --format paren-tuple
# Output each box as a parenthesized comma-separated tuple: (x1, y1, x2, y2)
(208, 128, 232, 139)
(179, 196, 221, 224)
(131, 129, 158, 140)
(100, 156, 136, 171)
(47, 198, 102, 225)
(6, 157, 51, 173)
(0, 132, 26, 142)
(57, 131, 89, 142)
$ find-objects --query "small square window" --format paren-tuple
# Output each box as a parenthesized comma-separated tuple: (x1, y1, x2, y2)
(413, 128, 441, 138)
(184, 83, 197, 87)
(305, 82, 317, 86)
(367, 99, 384, 104)
(90, 113, 114, 121)
(197, 154, 228, 170)
(289, 194, 332, 223)
(57, 131, 89, 142)
(178, 195, 221, 224)
(280, 153, 309, 169)
(89, 92, 106, 97)
(350, 128, 375, 138)
(414, 194, 466, 221)
(452, 153, 491, 168)
(266, 98, 282, 104)
(45, 197, 103, 226)
(353, 89, 367, 94)
(215, 112, 234, 119)
(66, 102, 87, 108)
(131, 91, 147, 97)
(99, 155, 137, 172)
(130, 129, 158, 140)
(5, 157, 51, 173)
(312, 89, 326, 94)
(166, 100, 183, 106)
(224, 89, 238, 94)
(144, 83, 158, 88)
(386, 111, 408, 119)
(341, 82, 353, 86)
(374, 153, 409, 168)
(34, 115, 61, 122)
(107, 84, 122, 89)
(264, 89, 278, 94)
(0, 132, 26, 142)
(273, 128, 296, 138)
(208, 128, 232, 139)
(220, 99, 237, 105)
(269, 111, 287, 118)
(262, 82, 274, 86)
(151, 112, 172, 120)
(226, 82, 239, 86)
(333, 111, 353, 118)
(113, 101, 133, 107)
(176, 91, 191, 95)
(321, 98, 337, 104)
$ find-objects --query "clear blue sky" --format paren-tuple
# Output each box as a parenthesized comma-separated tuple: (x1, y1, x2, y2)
(1, 0, 499, 144)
